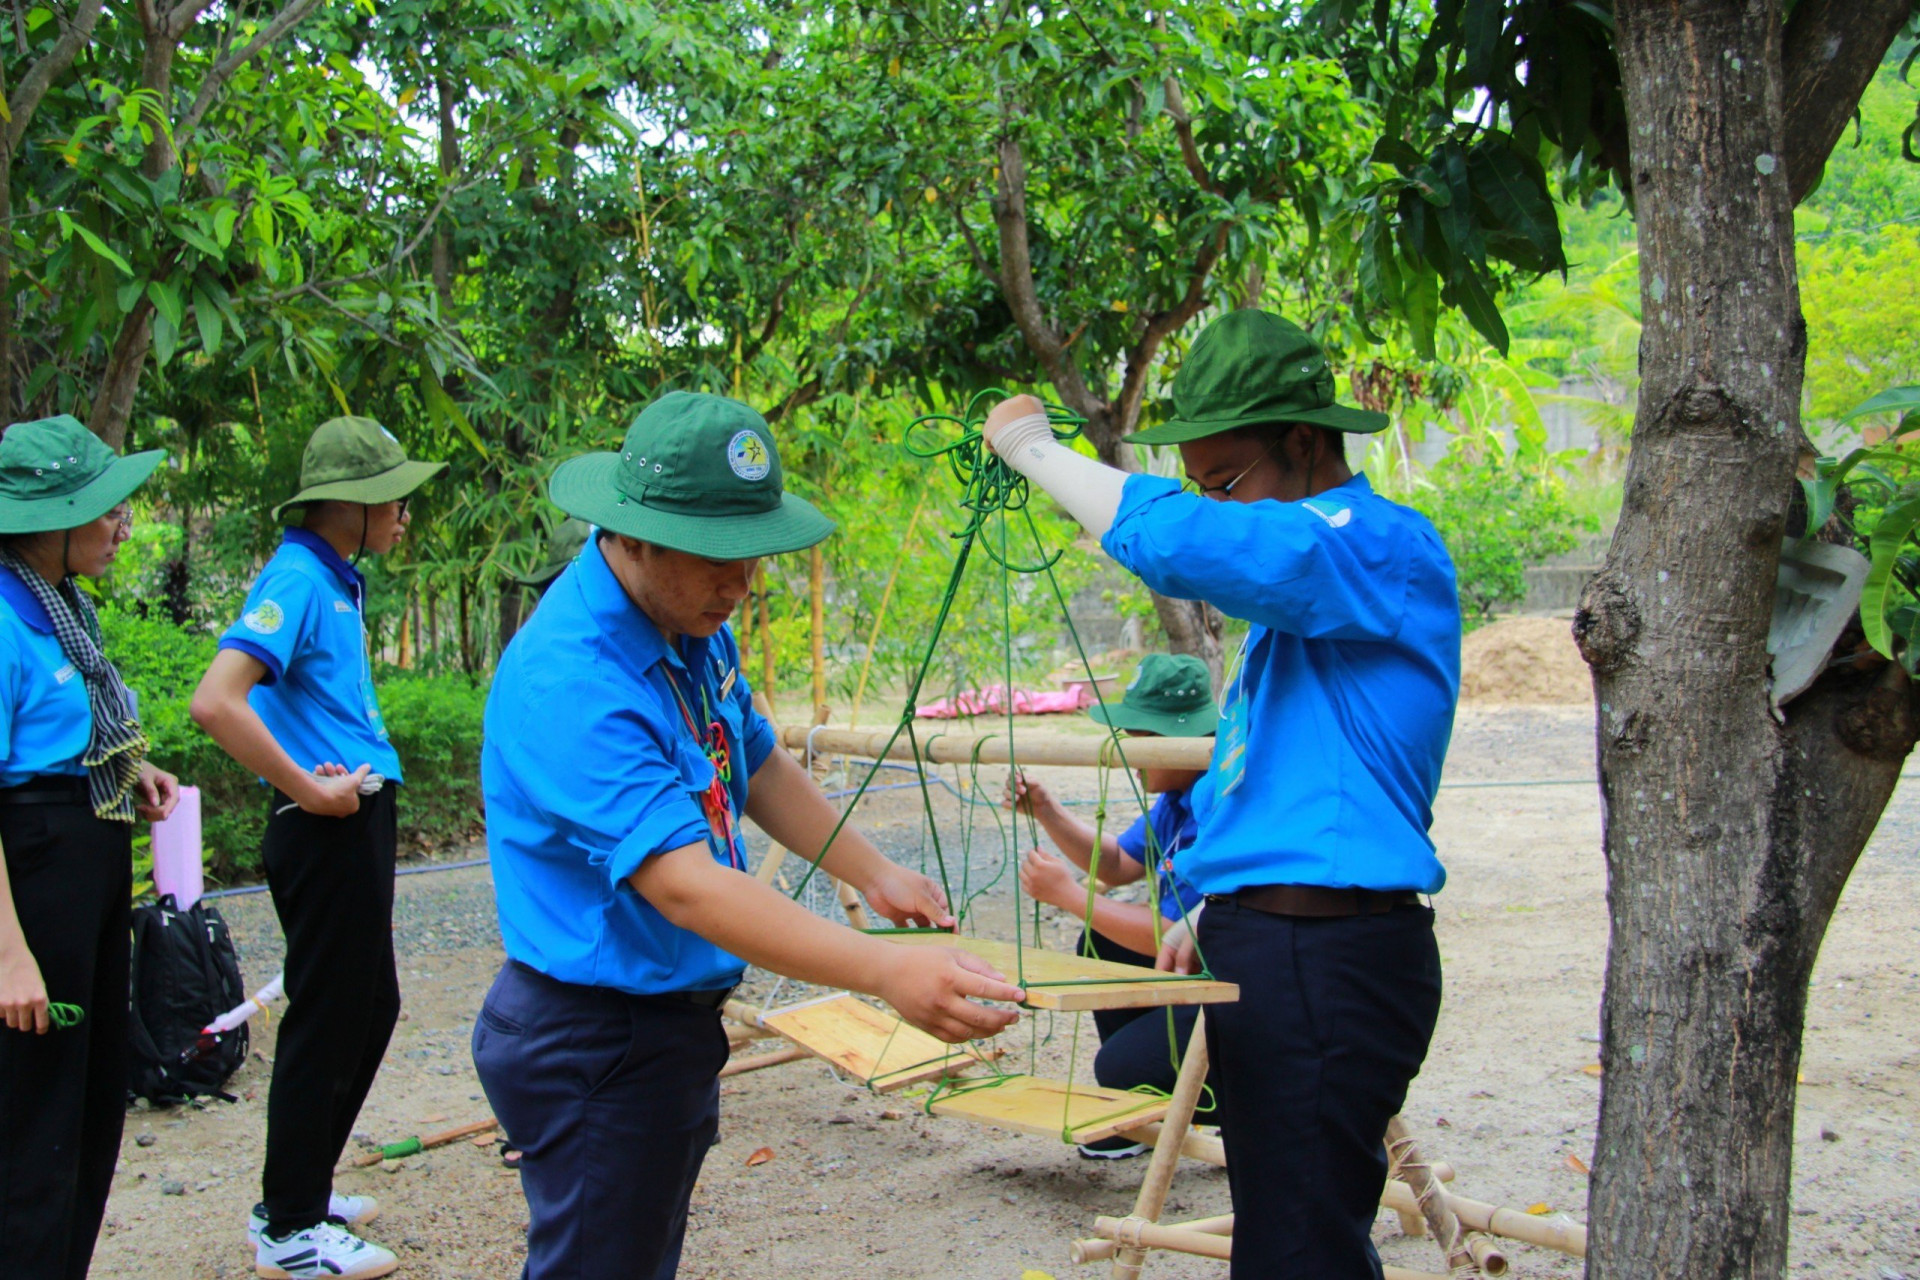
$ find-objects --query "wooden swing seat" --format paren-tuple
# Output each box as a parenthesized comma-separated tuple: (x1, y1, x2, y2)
(927, 1074, 1171, 1145)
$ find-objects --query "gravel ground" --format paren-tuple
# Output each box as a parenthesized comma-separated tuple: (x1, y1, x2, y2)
(91, 705, 1920, 1279)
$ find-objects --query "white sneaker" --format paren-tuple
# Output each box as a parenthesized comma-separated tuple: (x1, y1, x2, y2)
(248, 1194, 381, 1246)
(254, 1221, 397, 1279)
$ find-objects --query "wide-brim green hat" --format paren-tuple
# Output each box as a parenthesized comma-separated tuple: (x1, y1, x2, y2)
(1125, 310, 1389, 445)
(0, 415, 166, 534)
(1087, 653, 1219, 737)
(272, 415, 447, 521)
(549, 391, 835, 560)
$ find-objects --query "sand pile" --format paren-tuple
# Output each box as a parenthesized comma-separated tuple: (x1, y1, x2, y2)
(1460, 615, 1593, 705)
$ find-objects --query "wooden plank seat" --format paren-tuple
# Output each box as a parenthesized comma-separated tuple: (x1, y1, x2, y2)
(748, 993, 998, 1092)
(878, 932, 1239, 1012)
(926, 1074, 1171, 1145)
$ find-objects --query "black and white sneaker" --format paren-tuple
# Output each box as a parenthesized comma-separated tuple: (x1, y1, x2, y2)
(1076, 1135, 1149, 1160)
(254, 1222, 397, 1279)
(247, 1194, 380, 1247)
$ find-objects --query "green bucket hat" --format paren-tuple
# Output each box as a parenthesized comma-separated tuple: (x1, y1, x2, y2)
(1088, 653, 1219, 737)
(1125, 310, 1388, 445)
(272, 416, 447, 522)
(548, 392, 834, 560)
(0, 415, 166, 535)
(510, 517, 592, 587)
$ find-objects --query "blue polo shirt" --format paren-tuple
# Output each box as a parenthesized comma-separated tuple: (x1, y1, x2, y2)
(217, 529, 402, 782)
(1101, 473, 1459, 895)
(1114, 786, 1204, 922)
(0, 566, 91, 786)
(482, 536, 775, 996)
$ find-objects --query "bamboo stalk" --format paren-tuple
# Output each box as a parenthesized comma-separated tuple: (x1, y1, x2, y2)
(348, 1118, 498, 1168)
(1110, 1010, 1211, 1280)
(718, 1045, 809, 1078)
(1385, 1116, 1478, 1276)
(782, 726, 1212, 771)
(1379, 1182, 1587, 1256)
(1114, 1120, 1224, 1167)
(1465, 1231, 1510, 1277)
(834, 876, 870, 930)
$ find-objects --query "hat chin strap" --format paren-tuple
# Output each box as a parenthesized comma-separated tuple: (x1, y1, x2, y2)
(352, 505, 368, 567)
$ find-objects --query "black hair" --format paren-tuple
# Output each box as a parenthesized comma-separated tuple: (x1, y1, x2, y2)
(1236, 422, 1346, 472)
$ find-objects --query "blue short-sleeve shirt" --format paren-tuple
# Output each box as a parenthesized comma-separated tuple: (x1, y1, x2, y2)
(217, 529, 402, 782)
(482, 536, 775, 996)
(0, 566, 91, 785)
(1114, 786, 1205, 922)
(1101, 473, 1460, 895)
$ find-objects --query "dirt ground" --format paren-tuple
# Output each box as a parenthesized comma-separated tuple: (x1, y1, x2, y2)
(91, 704, 1920, 1279)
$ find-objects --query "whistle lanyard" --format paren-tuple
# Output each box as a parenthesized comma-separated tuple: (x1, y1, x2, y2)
(662, 662, 745, 872)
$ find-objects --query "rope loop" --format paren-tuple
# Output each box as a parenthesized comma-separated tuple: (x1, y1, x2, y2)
(905, 389, 1086, 573)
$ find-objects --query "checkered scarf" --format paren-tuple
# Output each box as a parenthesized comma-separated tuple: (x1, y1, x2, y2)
(0, 549, 147, 821)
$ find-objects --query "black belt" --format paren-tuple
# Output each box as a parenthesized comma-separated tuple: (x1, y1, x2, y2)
(1213, 885, 1422, 918)
(508, 959, 735, 1009)
(0, 776, 90, 807)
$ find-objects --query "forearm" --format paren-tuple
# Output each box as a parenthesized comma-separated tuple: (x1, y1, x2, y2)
(988, 411, 1128, 538)
(0, 842, 29, 960)
(631, 849, 896, 993)
(746, 749, 891, 890)
(191, 695, 323, 805)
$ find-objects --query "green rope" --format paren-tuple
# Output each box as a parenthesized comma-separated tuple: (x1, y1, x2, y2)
(48, 1002, 85, 1028)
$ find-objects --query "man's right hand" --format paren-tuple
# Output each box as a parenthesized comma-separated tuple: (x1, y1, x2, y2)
(1003, 768, 1054, 818)
(878, 946, 1025, 1044)
(981, 393, 1046, 454)
(302, 763, 372, 817)
(0, 943, 49, 1034)
(1155, 915, 1201, 975)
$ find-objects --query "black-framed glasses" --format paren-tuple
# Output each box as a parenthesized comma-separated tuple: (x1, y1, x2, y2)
(1181, 444, 1275, 501)
(106, 504, 133, 532)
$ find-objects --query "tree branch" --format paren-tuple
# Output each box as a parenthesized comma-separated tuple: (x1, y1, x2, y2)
(991, 133, 1105, 422)
(1781, 0, 1915, 205)
(1162, 75, 1219, 196)
(176, 0, 326, 149)
(6, 0, 105, 150)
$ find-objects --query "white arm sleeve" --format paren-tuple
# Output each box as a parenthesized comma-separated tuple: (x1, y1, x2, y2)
(986, 412, 1129, 539)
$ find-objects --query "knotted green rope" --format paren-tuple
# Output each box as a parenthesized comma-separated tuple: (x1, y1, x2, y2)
(48, 1002, 85, 1028)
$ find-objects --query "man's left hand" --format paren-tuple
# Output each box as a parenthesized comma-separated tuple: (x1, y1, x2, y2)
(136, 760, 181, 822)
(863, 865, 956, 930)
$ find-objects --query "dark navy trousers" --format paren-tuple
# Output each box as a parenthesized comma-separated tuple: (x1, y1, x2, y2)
(1199, 898, 1442, 1279)
(472, 961, 729, 1280)
(1077, 928, 1217, 1122)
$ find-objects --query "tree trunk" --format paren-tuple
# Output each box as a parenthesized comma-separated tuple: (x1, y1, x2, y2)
(1578, 4, 1917, 1275)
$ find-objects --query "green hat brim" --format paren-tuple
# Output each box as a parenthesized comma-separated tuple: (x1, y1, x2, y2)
(272, 459, 447, 522)
(548, 452, 836, 559)
(0, 449, 166, 535)
(1087, 701, 1220, 738)
(1124, 401, 1389, 445)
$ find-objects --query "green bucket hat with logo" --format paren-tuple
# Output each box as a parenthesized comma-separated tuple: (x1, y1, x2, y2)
(0, 415, 166, 535)
(548, 391, 834, 560)
(510, 517, 592, 587)
(1088, 653, 1218, 737)
(1125, 310, 1388, 445)
(272, 416, 447, 522)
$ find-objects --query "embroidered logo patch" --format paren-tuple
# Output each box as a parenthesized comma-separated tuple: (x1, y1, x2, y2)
(243, 601, 285, 635)
(1301, 500, 1352, 529)
(726, 430, 771, 482)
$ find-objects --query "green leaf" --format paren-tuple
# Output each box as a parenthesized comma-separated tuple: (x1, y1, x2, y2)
(1445, 268, 1510, 354)
(1862, 493, 1920, 659)
(145, 279, 185, 333)
(58, 214, 134, 276)
(193, 286, 223, 355)
(152, 306, 179, 368)
(422, 378, 488, 459)
(1467, 140, 1566, 273)
(1840, 385, 1920, 423)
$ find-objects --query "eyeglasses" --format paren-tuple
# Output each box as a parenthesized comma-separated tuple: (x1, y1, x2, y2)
(396, 496, 411, 517)
(106, 505, 132, 532)
(1181, 444, 1275, 501)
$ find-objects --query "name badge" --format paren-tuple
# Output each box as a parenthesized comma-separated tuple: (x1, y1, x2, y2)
(334, 600, 354, 613)
(1217, 632, 1257, 798)
(53, 663, 77, 685)
(718, 667, 737, 699)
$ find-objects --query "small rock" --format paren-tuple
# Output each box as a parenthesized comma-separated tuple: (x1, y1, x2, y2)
(1435, 1117, 1452, 1128)
(160, 1179, 187, 1196)
(1468, 1090, 1494, 1100)
(1879, 1268, 1907, 1280)
(354, 1132, 378, 1149)
(1819, 1124, 1839, 1142)
(879, 1110, 903, 1121)
(398, 1010, 411, 1022)
(828, 1114, 855, 1125)
(135, 1133, 157, 1148)
(1001, 1193, 1018, 1205)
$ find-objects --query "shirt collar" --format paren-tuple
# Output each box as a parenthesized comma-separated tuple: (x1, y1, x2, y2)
(0, 564, 52, 634)
(283, 527, 366, 595)
(576, 536, 709, 678)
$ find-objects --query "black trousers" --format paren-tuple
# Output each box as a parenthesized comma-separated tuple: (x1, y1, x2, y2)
(1200, 898, 1442, 1279)
(260, 783, 400, 1235)
(1077, 928, 1218, 1123)
(472, 962, 729, 1280)
(0, 790, 131, 1280)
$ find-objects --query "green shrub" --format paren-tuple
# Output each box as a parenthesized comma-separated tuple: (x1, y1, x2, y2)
(1407, 432, 1591, 626)
(99, 606, 489, 883)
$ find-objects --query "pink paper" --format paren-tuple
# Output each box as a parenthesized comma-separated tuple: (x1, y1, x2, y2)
(150, 785, 204, 910)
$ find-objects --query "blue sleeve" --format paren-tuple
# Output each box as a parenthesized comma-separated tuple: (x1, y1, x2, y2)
(217, 566, 320, 684)
(1114, 812, 1151, 864)
(1101, 475, 1414, 641)
(498, 674, 711, 889)
(0, 629, 18, 768)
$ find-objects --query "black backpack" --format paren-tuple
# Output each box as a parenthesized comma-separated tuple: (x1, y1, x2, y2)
(127, 894, 249, 1105)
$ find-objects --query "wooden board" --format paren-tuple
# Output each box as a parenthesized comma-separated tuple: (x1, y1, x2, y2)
(929, 1075, 1171, 1145)
(880, 933, 1238, 1012)
(760, 994, 995, 1092)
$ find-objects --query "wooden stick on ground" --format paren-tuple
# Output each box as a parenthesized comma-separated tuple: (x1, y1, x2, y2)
(1385, 1116, 1480, 1277)
(1109, 1009, 1211, 1280)
(718, 1045, 810, 1078)
(347, 1118, 498, 1168)
(1379, 1181, 1588, 1256)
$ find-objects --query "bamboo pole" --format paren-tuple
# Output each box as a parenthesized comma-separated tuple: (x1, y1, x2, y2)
(347, 1118, 498, 1168)
(1379, 1182, 1587, 1256)
(1083, 1217, 1448, 1280)
(1114, 1120, 1224, 1167)
(809, 544, 826, 717)
(719, 1045, 809, 1078)
(1385, 1116, 1478, 1276)
(1465, 1231, 1510, 1277)
(782, 726, 1212, 771)
(1110, 1010, 1211, 1280)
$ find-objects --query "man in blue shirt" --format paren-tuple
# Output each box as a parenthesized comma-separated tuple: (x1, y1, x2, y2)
(984, 310, 1460, 1278)
(193, 417, 444, 1280)
(477, 392, 1024, 1280)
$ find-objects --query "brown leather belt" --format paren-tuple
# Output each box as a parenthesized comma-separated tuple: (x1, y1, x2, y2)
(1221, 885, 1422, 918)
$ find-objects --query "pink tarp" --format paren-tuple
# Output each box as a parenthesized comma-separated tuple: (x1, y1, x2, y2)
(914, 683, 1093, 719)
